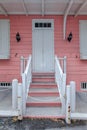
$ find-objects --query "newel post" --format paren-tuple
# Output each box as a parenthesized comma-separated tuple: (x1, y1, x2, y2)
(22, 73, 27, 115)
(12, 79, 18, 109)
(18, 83, 23, 120)
(66, 85, 71, 124)
(70, 81, 76, 112)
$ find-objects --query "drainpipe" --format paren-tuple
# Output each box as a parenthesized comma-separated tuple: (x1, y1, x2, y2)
(63, 0, 73, 40)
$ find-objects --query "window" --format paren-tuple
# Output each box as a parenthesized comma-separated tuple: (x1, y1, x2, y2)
(79, 20, 87, 59)
(0, 20, 10, 59)
(35, 22, 51, 28)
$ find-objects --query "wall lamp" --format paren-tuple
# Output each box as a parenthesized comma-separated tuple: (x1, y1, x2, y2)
(67, 32, 73, 42)
(16, 32, 21, 42)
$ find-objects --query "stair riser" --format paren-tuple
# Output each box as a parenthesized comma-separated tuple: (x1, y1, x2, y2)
(32, 73, 55, 77)
(30, 84, 57, 89)
(28, 92, 59, 97)
(26, 102, 62, 107)
(32, 78, 55, 83)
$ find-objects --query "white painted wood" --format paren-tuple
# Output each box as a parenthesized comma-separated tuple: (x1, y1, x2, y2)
(43, 29, 54, 72)
(22, 55, 32, 115)
(33, 30, 42, 72)
(63, 56, 67, 73)
(22, 0, 28, 16)
(66, 85, 71, 124)
(61, 73, 66, 114)
(12, 79, 18, 110)
(0, 20, 10, 59)
(18, 83, 23, 120)
(79, 20, 87, 59)
(22, 73, 26, 115)
(0, 110, 19, 117)
(70, 81, 76, 112)
(75, 1, 87, 17)
(21, 56, 24, 75)
(55, 56, 66, 114)
(63, 0, 73, 39)
(71, 113, 87, 120)
(42, 0, 45, 16)
(0, 4, 8, 16)
(0, 0, 87, 16)
(32, 19, 54, 72)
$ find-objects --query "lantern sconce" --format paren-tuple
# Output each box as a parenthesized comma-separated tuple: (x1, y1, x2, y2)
(67, 32, 73, 42)
(16, 32, 21, 42)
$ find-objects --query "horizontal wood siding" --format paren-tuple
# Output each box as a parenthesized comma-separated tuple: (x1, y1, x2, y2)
(0, 15, 87, 91)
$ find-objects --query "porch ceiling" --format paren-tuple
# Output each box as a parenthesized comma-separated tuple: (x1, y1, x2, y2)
(0, 0, 87, 16)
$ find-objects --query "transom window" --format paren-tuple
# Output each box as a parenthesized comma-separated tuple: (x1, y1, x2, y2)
(35, 22, 51, 28)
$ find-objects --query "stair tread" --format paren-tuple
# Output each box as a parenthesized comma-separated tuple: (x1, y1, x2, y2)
(31, 82, 56, 85)
(32, 81, 55, 84)
(27, 96, 61, 103)
(32, 76, 55, 78)
(30, 83, 57, 89)
(25, 107, 64, 118)
(29, 88, 58, 93)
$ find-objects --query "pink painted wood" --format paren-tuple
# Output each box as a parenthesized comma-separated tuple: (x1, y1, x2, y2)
(0, 15, 87, 91)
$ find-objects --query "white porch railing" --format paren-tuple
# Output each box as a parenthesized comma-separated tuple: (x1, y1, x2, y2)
(55, 55, 66, 114)
(22, 55, 32, 115)
(0, 55, 32, 119)
(0, 80, 23, 120)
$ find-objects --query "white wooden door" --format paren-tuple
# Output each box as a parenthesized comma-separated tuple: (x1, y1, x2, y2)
(32, 19, 54, 72)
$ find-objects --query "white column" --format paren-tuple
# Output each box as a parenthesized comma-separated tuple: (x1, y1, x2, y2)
(70, 81, 76, 112)
(66, 85, 71, 124)
(12, 79, 18, 109)
(18, 83, 23, 120)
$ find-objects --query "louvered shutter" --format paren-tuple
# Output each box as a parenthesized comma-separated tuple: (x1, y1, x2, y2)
(79, 20, 87, 59)
(0, 20, 10, 59)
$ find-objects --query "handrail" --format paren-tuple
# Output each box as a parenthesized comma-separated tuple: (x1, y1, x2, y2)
(22, 55, 32, 115)
(55, 55, 66, 114)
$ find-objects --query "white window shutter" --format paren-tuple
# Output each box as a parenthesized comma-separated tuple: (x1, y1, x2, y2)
(0, 20, 10, 59)
(79, 20, 87, 59)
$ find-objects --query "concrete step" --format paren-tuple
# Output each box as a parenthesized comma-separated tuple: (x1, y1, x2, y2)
(26, 96, 61, 107)
(27, 96, 61, 103)
(24, 107, 65, 119)
(29, 88, 58, 93)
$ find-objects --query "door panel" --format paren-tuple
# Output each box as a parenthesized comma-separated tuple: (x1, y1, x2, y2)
(43, 30, 54, 72)
(32, 30, 43, 72)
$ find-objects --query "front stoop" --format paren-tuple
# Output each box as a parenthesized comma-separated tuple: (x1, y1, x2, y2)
(24, 73, 65, 119)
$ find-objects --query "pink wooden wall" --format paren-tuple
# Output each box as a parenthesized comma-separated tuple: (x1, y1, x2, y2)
(0, 15, 87, 91)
